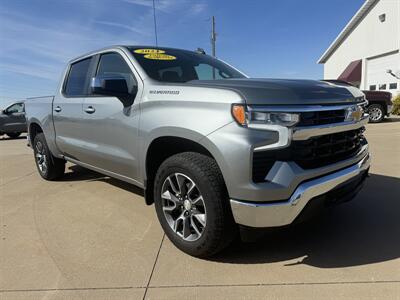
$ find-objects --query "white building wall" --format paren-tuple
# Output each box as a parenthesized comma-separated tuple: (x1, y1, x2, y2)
(323, 0, 400, 91)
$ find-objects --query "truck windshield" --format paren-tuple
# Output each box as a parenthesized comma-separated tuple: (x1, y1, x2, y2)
(129, 47, 246, 83)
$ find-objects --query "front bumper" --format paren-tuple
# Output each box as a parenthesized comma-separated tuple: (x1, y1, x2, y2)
(230, 152, 370, 228)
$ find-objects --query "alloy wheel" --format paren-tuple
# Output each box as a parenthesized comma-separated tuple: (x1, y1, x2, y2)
(369, 107, 382, 122)
(161, 173, 206, 241)
(35, 141, 47, 174)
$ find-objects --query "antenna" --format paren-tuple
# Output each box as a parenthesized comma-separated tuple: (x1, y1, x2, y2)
(152, 0, 158, 46)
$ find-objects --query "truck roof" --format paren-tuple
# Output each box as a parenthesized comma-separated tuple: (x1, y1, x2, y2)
(69, 45, 196, 64)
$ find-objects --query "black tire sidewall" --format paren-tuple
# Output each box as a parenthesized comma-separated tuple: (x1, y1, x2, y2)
(154, 154, 230, 256)
(6, 132, 21, 139)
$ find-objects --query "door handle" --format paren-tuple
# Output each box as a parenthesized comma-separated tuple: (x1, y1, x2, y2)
(84, 106, 96, 114)
(54, 106, 62, 113)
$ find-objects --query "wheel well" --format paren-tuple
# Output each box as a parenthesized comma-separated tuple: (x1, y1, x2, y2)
(144, 136, 213, 205)
(29, 123, 43, 143)
(368, 102, 387, 114)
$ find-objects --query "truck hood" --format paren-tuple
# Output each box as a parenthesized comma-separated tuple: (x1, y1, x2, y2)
(188, 78, 365, 105)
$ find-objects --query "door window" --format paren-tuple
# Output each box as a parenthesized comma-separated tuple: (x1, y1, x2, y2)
(96, 53, 136, 94)
(64, 57, 92, 96)
(6, 103, 24, 114)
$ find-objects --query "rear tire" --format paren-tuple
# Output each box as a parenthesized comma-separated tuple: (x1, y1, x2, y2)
(6, 132, 21, 139)
(33, 133, 65, 180)
(368, 104, 385, 123)
(154, 152, 237, 258)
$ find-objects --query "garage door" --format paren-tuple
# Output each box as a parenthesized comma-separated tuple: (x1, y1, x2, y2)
(366, 51, 400, 96)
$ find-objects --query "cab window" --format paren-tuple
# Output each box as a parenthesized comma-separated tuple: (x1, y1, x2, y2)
(6, 103, 24, 114)
(64, 57, 92, 96)
(96, 53, 136, 94)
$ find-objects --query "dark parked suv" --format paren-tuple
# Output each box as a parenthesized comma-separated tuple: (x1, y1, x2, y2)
(0, 101, 27, 138)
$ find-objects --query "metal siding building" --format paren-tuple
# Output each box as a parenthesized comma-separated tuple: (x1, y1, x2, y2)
(318, 0, 400, 96)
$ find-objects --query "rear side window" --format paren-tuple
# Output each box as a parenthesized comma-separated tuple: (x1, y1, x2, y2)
(96, 53, 136, 94)
(64, 58, 92, 96)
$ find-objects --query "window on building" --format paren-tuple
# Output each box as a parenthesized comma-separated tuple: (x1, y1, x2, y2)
(379, 84, 387, 90)
(369, 85, 376, 91)
(389, 83, 398, 90)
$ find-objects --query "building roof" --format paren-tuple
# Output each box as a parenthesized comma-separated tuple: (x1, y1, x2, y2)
(318, 0, 379, 64)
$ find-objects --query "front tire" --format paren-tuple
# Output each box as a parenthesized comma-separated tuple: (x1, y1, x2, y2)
(6, 132, 21, 139)
(154, 152, 237, 258)
(368, 104, 385, 123)
(33, 133, 65, 180)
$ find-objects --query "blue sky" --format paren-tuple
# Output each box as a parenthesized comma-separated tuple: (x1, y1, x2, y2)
(0, 0, 365, 107)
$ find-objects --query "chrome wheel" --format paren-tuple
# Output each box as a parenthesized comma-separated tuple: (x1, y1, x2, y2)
(161, 173, 206, 241)
(369, 107, 383, 122)
(35, 141, 47, 174)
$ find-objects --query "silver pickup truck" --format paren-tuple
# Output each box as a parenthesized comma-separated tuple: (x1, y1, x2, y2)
(25, 46, 370, 257)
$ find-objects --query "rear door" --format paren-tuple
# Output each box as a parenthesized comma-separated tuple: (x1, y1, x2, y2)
(53, 56, 94, 160)
(80, 51, 142, 181)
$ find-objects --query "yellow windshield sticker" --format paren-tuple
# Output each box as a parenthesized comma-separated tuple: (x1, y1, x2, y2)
(134, 49, 165, 54)
(144, 53, 176, 60)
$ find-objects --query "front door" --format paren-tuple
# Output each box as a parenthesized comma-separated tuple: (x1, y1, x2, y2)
(80, 51, 142, 181)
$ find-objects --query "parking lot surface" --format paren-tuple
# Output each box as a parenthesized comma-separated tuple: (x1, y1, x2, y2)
(1, 118, 400, 300)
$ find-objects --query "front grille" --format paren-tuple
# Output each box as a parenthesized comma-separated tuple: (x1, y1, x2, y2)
(298, 110, 345, 126)
(252, 128, 365, 183)
(291, 128, 365, 169)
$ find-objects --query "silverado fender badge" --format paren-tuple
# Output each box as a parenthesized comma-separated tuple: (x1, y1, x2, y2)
(149, 90, 180, 95)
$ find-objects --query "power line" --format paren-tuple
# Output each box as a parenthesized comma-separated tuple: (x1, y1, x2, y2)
(152, 0, 158, 46)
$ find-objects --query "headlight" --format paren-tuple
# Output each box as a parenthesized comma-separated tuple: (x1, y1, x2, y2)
(232, 104, 299, 128)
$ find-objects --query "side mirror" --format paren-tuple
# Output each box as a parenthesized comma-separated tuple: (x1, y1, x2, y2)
(91, 75, 137, 107)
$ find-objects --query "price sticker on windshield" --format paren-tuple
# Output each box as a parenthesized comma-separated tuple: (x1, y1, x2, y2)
(134, 49, 165, 54)
(144, 53, 176, 60)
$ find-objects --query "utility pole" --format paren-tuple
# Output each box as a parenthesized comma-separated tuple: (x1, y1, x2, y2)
(211, 16, 216, 79)
(211, 16, 216, 57)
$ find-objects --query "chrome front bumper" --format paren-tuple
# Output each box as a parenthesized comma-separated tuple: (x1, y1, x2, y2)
(230, 153, 371, 228)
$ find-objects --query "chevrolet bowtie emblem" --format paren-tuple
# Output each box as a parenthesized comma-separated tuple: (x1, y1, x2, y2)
(345, 106, 363, 122)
